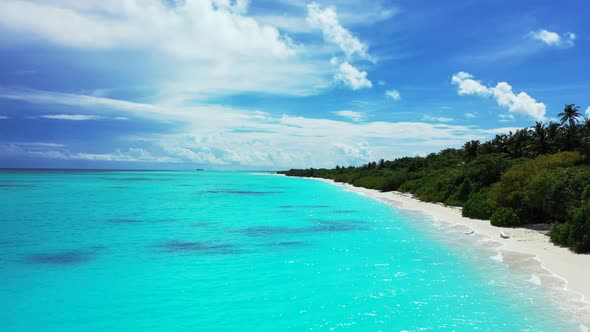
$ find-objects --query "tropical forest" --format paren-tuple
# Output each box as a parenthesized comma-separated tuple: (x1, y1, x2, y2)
(280, 104, 590, 253)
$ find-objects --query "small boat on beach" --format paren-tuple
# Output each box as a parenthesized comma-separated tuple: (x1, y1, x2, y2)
(500, 231, 510, 239)
(465, 230, 475, 235)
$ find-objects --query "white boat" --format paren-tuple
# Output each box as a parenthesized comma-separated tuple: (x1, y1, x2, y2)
(500, 231, 510, 239)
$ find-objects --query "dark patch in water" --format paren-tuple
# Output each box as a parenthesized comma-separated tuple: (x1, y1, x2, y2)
(236, 221, 367, 237)
(201, 190, 283, 195)
(25, 251, 91, 265)
(332, 210, 357, 214)
(0, 183, 35, 188)
(101, 177, 173, 182)
(235, 226, 308, 237)
(88, 245, 109, 251)
(154, 240, 238, 254)
(107, 218, 178, 224)
(0, 239, 16, 246)
(270, 241, 308, 247)
(278, 205, 330, 209)
(309, 219, 369, 232)
(108, 218, 144, 224)
(192, 222, 218, 227)
(108, 186, 128, 189)
(311, 223, 363, 232)
(154, 219, 177, 223)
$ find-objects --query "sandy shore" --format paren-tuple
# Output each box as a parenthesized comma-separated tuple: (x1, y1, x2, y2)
(307, 177, 590, 327)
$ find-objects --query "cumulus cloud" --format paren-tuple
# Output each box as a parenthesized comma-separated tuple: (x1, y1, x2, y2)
(530, 29, 576, 48)
(0, 0, 291, 59)
(306, 2, 371, 61)
(451, 72, 492, 96)
(385, 89, 401, 101)
(333, 110, 366, 122)
(334, 62, 372, 90)
(306, 2, 376, 92)
(0, 0, 333, 98)
(586, 107, 590, 117)
(451, 72, 546, 121)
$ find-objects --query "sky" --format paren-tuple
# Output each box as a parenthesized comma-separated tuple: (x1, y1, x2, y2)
(0, 0, 588, 170)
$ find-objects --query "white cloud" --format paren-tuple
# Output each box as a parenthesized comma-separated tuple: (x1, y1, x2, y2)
(0, 0, 292, 59)
(498, 113, 515, 122)
(211, 0, 250, 14)
(0, 115, 7, 119)
(0, 145, 178, 163)
(0, 1, 336, 98)
(492, 82, 546, 121)
(3, 142, 65, 147)
(451, 72, 546, 121)
(464, 113, 476, 119)
(451, 72, 492, 96)
(530, 29, 576, 48)
(334, 62, 372, 90)
(586, 107, 590, 117)
(306, 2, 371, 61)
(333, 110, 365, 122)
(422, 115, 453, 122)
(0, 87, 521, 169)
(40, 114, 126, 121)
(385, 89, 400, 101)
(0, 87, 158, 113)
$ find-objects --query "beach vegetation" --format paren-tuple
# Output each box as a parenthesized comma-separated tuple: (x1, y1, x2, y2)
(280, 107, 590, 253)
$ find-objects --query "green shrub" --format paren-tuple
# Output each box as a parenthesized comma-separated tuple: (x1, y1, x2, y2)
(550, 223, 571, 247)
(568, 203, 590, 253)
(464, 153, 512, 187)
(450, 178, 472, 204)
(463, 191, 494, 219)
(352, 176, 387, 190)
(490, 207, 520, 226)
(381, 170, 410, 192)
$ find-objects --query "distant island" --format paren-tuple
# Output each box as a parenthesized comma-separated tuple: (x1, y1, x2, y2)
(280, 104, 590, 253)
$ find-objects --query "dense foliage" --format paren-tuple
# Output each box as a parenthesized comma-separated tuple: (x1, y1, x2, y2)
(279, 104, 590, 253)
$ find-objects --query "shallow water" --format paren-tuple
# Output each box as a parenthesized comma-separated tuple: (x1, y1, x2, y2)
(0, 170, 581, 331)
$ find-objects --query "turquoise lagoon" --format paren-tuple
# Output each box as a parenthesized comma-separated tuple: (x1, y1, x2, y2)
(0, 170, 581, 331)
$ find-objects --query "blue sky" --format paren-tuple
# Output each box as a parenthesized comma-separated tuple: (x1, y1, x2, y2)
(0, 0, 588, 170)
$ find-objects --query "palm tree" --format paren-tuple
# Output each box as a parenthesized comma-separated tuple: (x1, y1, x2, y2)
(462, 140, 480, 159)
(507, 129, 529, 158)
(492, 134, 509, 154)
(529, 122, 550, 155)
(558, 104, 583, 128)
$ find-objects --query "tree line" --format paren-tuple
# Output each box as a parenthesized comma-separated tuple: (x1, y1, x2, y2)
(279, 104, 590, 253)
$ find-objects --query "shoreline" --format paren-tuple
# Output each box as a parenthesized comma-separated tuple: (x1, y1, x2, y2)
(302, 176, 590, 327)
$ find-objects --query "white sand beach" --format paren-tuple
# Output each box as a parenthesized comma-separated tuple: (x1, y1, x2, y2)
(312, 177, 590, 328)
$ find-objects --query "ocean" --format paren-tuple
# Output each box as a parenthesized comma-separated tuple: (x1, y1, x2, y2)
(0, 170, 581, 331)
